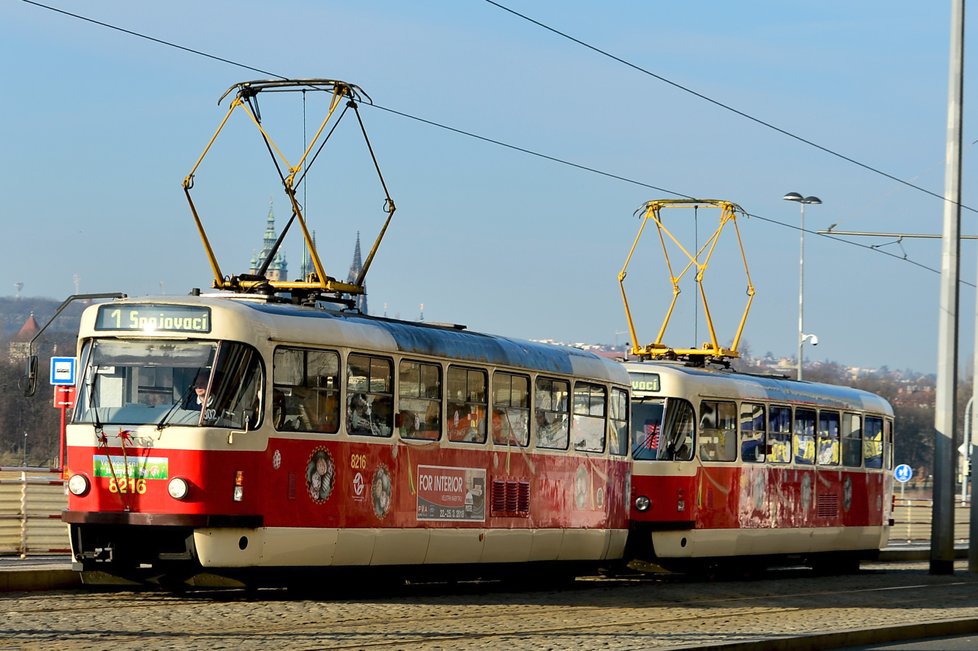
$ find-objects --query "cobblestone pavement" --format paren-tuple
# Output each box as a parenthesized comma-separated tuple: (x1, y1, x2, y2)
(0, 561, 975, 651)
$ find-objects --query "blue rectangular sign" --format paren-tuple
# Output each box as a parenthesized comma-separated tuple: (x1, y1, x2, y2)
(50, 357, 76, 385)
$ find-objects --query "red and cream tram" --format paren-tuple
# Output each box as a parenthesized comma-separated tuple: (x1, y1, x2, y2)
(624, 360, 894, 572)
(62, 295, 631, 587)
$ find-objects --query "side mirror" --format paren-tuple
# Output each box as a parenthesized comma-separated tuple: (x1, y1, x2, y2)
(24, 356, 38, 397)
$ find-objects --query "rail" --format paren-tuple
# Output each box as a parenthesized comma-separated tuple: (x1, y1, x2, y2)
(0, 468, 69, 557)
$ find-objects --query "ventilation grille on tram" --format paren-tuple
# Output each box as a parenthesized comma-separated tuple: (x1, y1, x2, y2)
(817, 492, 840, 519)
(491, 479, 530, 517)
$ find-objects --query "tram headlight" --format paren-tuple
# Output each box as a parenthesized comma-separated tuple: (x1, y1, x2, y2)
(67, 474, 90, 497)
(168, 477, 190, 500)
(634, 495, 651, 512)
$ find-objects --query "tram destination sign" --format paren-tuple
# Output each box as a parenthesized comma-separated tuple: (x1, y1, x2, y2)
(631, 373, 661, 393)
(95, 304, 212, 333)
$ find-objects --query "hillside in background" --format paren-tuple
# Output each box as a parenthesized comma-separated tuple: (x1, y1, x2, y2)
(0, 296, 84, 342)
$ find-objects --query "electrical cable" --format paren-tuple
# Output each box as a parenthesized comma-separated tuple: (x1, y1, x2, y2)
(483, 0, 977, 215)
(18, 0, 972, 287)
(367, 102, 686, 197)
(20, 0, 285, 80)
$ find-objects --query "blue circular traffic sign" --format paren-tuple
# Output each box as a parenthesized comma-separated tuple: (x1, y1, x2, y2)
(894, 464, 913, 483)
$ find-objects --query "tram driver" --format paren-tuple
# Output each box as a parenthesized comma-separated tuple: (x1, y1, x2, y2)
(184, 371, 213, 411)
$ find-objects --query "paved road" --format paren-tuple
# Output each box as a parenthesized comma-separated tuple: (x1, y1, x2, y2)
(0, 560, 976, 650)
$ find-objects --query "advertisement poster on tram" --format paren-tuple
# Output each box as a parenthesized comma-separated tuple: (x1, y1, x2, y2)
(416, 465, 486, 522)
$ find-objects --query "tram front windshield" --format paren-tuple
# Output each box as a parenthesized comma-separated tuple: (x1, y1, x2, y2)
(74, 339, 263, 429)
(631, 397, 694, 461)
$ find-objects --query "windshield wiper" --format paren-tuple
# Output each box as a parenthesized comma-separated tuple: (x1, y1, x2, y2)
(87, 364, 104, 434)
(157, 368, 204, 430)
(156, 394, 187, 431)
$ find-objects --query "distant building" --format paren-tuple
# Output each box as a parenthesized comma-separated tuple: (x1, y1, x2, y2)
(249, 203, 288, 281)
(8, 312, 40, 362)
(346, 232, 368, 314)
(249, 209, 368, 311)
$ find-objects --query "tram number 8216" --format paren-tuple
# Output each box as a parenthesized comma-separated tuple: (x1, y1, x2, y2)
(107, 477, 148, 494)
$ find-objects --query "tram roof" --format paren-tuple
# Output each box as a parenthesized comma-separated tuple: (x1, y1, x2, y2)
(623, 360, 893, 415)
(248, 302, 629, 383)
(86, 296, 629, 385)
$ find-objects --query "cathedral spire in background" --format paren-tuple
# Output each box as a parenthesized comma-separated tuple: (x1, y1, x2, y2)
(249, 200, 288, 281)
(346, 232, 367, 314)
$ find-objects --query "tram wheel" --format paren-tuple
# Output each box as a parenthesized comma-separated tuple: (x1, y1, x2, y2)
(810, 552, 862, 575)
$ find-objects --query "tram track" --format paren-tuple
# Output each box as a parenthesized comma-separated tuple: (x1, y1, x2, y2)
(1, 561, 976, 650)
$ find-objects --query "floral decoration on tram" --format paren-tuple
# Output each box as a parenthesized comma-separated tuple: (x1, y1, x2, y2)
(306, 447, 336, 504)
(372, 464, 393, 520)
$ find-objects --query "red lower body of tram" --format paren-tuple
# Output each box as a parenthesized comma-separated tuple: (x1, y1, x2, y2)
(626, 463, 893, 571)
(64, 434, 630, 586)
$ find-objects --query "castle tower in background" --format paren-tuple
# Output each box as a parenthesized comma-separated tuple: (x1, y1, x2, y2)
(248, 208, 366, 311)
(347, 232, 368, 314)
(8, 312, 40, 362)
(249, 202, 288, 281)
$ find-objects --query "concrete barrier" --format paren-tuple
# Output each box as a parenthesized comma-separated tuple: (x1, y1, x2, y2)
(0, 468, 70, 557)
(891, 497, 970, 544)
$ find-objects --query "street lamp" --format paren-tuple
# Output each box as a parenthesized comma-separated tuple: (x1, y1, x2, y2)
(783, 192, 822, 380)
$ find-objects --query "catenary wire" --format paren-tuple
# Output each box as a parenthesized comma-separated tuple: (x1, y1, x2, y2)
(17, 0, 971, 287)
(484, 0, 977, 216)
(367, 103, 685, 197)
(20, 0, 285, 80)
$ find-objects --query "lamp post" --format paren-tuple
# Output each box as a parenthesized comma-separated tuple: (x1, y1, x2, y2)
(783, 192, 822, 380)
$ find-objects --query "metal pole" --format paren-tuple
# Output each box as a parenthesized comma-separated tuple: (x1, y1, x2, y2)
(932, 0, 964, 576)
(58, 403, 66, 473)
(964, 397, 972, 502)
(968, 387, 977, 573)
(798, 203, 805, 381)
(967, 0, 978, 575)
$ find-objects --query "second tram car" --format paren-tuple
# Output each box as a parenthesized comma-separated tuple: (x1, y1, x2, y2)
(62, 294, 632, 587)
(624, 360, 894, 572)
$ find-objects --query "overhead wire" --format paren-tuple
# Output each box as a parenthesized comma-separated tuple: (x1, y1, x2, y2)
(17, 0, 970, 286)
(745, 211, 967, 286)
(366, 103, 685, 197)
(484, 0, 977, 215)
(20, 0, 285, 80)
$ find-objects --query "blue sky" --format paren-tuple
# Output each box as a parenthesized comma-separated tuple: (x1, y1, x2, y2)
(1, 1, 974, 374)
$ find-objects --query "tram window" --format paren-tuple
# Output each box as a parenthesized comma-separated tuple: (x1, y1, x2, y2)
(841, 413, 863, 467)
(609, 388, 629, 457)
(817, 411, 841, 466)
(398, 360, 442, 441)
(699, 400, 736, 462)
(768, 406, 791, 463)
(740, 402, 766, 463)
(447, 366, 487, 443)
(793, 408, 816, 465)
(74, 339, 266, 430)
(205, 342, 264, 430)
(535, 377, 570, 450)
(864, 416, 884, 469)
(885, 419, 894, 470)
(492, 372, 529, 446)
(663, 398, 695, 461)
(573, 382, 607, 453)
(273, 347, 340, 433)
(631, 398, 664, 460)
(347, 354, 393, 437)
